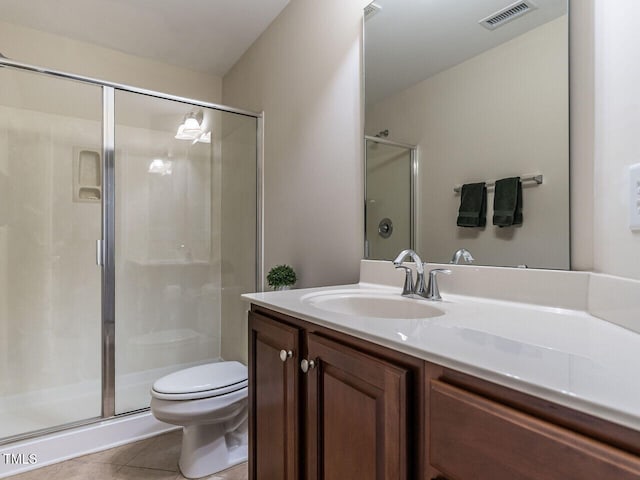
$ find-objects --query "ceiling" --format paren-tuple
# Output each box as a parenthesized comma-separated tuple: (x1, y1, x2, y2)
(365, 0, 567, 105)
(0, 0, 290, 76)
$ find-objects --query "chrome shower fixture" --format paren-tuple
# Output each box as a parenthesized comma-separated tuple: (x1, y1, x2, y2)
(374, 129, 389, 138)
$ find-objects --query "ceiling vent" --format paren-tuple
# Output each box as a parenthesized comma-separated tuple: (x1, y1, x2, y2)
(479, 1, 538, 30)
(364, 2, 382, 21)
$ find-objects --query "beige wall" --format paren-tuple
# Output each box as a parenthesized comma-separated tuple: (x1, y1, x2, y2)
(589, 0, 640, 279)
(0, 20, 222, 103)
(568, 0, 640, 281)
(223, 0, 368, 289)
(366, 17, 570, 269)
(569, 1, 595, 272)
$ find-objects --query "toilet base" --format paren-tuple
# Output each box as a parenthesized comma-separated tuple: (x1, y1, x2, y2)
(178, 421, 248, 479)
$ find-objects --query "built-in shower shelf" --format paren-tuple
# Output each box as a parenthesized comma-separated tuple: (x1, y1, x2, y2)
(73, 147, 101, 203)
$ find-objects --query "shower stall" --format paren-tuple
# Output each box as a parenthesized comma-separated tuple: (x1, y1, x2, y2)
(0, 58, 261, 445)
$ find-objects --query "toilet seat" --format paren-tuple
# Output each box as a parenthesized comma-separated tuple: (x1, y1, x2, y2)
(151, 361, 248, 401)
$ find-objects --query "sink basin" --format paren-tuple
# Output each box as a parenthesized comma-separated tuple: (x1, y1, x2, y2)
(302, 291, 444, 319)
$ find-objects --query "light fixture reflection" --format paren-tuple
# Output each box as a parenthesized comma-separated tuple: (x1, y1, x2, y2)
(148, 158, 172, 175)
(175, 111, 210, 143)
(182, 116, 201, 135)
(196, 131, 211, 144)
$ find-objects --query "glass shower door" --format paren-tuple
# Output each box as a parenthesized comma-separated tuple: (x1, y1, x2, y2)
(113, 91, 257, 414)
(0, 68, 103, 439)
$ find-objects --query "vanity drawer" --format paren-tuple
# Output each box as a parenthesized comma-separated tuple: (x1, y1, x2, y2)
(429, 380, 640, 480)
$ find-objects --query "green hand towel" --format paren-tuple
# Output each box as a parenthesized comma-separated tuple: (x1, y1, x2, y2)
(493, 177, 522, 227)
(457, 182, 487, 227)
(513, 179, 523, 225)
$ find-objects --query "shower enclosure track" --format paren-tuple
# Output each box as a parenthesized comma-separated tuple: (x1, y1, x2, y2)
(0, 57, 261, 118)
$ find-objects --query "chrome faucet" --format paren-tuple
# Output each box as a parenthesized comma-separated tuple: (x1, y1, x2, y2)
(393, 249, 426, 297)
(450, 248, 474, 265)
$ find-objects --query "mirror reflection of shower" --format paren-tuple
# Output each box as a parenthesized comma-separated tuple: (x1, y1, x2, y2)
(364, 136, 416, 260)
(370, 129, 389, 150)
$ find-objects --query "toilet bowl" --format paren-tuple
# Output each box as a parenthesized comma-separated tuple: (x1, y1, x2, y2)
(150, 361, 248, 479)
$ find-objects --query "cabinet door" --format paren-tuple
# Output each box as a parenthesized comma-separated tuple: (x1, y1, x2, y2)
(249, 312, 301, 480)
(430, 380, 640, 480)
(305, 333, 409, 480)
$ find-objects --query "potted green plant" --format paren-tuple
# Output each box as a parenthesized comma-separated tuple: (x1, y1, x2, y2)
(267, 264, 297, 291)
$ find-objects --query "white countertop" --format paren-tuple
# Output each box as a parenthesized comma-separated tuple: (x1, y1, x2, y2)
(243, 282, 640, 432)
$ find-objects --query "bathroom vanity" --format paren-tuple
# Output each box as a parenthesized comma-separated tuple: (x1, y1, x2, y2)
(243, 261, 640, 479)
(249, 305, 423, 479)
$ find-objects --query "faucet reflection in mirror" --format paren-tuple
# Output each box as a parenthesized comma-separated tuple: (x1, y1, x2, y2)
(450, 248, 474, 265)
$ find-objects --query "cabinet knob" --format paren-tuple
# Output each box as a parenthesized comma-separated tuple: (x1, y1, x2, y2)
(279, 350, 293, 362)
(300, 358, 316, 373)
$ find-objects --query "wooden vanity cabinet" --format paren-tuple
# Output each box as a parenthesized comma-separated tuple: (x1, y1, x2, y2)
(249, 305, 425, 480)
(426, 366, 640, 480)
(250, 305, 640, 480)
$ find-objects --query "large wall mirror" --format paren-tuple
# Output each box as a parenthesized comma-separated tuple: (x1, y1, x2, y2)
(364, 0, 569, 269)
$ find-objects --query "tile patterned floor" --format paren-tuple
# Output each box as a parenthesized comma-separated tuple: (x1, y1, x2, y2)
(8, 431, 247, 480)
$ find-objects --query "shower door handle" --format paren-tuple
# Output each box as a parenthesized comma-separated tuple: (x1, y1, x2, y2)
(96, 239, 104, 266)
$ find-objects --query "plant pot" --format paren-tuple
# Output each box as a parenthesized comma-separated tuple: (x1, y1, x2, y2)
(274, 285, 292, 291)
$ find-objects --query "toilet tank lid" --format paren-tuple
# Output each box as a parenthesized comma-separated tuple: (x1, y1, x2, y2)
(152, 361, 247, 395)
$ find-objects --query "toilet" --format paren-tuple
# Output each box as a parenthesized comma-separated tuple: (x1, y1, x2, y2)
(150, 361, 248, 479)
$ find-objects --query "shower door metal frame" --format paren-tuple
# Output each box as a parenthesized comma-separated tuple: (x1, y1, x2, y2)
(363, 135, 418, 258)
(0, 57, 264, 441)
(102, 86, 116, 418)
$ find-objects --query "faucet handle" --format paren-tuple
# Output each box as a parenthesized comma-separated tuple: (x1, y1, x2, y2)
(425, 268, 452, 301)
(395, 265, 414, 296)
(431, 268, 452, 275)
